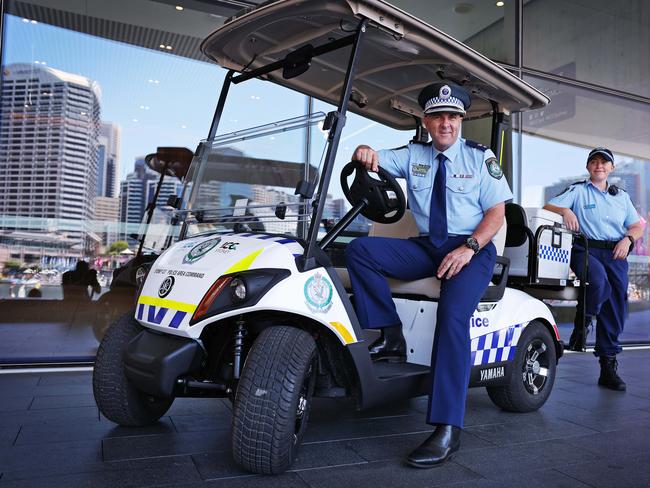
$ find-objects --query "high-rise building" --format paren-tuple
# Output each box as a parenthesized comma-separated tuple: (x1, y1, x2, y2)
(119, 157, 158, 241)
(97, 122, 120, 198)
(0, 63, 101, 253)
(94, 196, 120, 247)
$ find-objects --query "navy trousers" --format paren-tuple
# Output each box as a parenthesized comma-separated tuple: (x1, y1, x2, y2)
(571, 245, 628, 357)
(345, 235, 496, 428)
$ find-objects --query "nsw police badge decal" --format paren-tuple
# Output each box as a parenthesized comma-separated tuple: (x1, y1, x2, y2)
(485, 157, 503, 180)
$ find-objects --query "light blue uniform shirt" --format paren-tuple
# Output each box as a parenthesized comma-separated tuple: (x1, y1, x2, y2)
(547, 180, 639, 241)
(377, 137, 512, 235)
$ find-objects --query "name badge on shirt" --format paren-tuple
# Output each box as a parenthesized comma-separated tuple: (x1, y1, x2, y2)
(584, 203, 596, 209)
(450, 174, 474, 179)
(411, 163, 431, 177)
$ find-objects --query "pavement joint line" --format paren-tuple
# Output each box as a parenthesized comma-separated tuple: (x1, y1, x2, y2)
(0, 367, 93, 375)
(289, 460, 370, 473)
(302, 429, 435, 445)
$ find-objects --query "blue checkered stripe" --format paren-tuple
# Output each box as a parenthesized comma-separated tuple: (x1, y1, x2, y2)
(538, 244, 569, 263)
(471, 322, 527, 366)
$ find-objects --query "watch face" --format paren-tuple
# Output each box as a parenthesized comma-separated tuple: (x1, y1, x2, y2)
(466, 237, 479, 252)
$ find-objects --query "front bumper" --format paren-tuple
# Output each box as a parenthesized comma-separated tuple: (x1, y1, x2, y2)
(124, 329, 205, 397)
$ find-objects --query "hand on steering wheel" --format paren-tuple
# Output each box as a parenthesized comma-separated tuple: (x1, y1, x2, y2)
(340, 160, 406, 224)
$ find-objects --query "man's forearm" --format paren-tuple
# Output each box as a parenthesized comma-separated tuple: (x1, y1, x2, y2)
(472, 203, 505, 249)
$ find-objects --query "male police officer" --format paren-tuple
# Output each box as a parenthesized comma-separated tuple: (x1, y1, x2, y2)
(345, 81, 512, 467)
(544, 147, 643, 391)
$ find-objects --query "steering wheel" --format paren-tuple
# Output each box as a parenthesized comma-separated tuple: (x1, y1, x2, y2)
(340, 161, 406, 224)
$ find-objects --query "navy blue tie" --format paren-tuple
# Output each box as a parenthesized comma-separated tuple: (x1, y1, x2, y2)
(429, 153, 448, 246)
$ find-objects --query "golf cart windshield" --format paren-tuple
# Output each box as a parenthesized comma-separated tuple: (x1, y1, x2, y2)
(182, 112, 327, 239)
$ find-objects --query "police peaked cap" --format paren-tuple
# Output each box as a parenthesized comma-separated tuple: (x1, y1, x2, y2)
(418, 82, 471, 115)
(587, 147, 614, 164)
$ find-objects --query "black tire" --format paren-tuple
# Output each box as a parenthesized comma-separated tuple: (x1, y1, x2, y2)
(486, 321, 557, 413)
(232, 326, 317, 474)
(93, 312, 173, 426)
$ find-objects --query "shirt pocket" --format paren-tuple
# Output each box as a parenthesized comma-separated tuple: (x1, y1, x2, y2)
(409, 181, 432, 219)
(446, 179, 479, 215)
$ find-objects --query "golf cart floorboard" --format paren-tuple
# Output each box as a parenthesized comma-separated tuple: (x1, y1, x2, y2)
(373, 361, 429, 379)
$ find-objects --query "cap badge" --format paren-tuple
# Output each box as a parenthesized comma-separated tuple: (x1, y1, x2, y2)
(439, 85, 452, 100)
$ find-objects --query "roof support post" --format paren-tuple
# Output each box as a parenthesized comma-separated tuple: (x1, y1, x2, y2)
(297, 17, 369, 271)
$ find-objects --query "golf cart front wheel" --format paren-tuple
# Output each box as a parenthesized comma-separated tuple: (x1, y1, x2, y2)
(93, 311, 173, 426)
(232, 326, 317, 474)
(486, 321, 557, 412)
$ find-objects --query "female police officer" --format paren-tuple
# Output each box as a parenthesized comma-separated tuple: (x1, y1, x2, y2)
(345, 81, 512, 467)
(544, 147, 643, 391)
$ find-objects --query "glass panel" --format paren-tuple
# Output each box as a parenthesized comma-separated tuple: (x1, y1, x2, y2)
(523, 0, 650, 98)
(391, 0, 515, 64)
(0, 5, 308, 362)
(517, 74, 650, 346)
(182, 113, 326, 240)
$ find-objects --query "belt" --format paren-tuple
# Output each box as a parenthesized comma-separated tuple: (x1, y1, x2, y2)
(586, 239, 618, 250)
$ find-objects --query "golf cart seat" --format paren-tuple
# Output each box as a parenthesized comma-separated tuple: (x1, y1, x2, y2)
(335, 210, 507, 300)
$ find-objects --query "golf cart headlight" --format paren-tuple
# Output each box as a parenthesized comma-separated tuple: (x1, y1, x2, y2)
(231, 277, 247, 301)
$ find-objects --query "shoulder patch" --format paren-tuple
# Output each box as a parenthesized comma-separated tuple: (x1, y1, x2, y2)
(410, 140, 432, 146)
(465, 139, 488, 152)
(485, 157, 503, 180)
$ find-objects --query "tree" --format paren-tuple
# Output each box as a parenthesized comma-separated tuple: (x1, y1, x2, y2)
(108, 241, 129, 255)
(3, 260, 22, 273)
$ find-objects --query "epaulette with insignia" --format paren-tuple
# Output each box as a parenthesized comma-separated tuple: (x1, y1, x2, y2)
(465, 139, 488, 152)
(555, 180, 585, 197)
(410, 141, 432, 146)
(390, 145, 409, 151)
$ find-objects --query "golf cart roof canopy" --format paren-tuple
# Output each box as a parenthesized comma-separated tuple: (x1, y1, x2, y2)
(201, 0, 549, 130)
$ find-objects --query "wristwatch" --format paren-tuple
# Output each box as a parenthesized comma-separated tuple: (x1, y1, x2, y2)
(465, 237, 480, 254)
(626, 235, 635, 246)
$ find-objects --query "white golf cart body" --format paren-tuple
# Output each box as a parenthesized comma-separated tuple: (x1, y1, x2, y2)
(94, 0, 571, 475)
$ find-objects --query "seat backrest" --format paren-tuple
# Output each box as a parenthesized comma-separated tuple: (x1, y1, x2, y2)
(493, 216, 507, 255)
(368, 210, 507, 255)
(369, 210, 419, 238)
(505, 202, 529, 247)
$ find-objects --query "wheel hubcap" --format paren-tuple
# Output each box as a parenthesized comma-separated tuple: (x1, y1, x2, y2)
(522, 339, 549, 395)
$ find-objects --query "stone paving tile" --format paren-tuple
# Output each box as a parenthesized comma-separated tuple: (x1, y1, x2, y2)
(296, 458, 482, 488)
(439, 468, 592, 488)
(0, 455, 202, 487)
(14, 416, 175, 445)
(102, 429, 231, 462)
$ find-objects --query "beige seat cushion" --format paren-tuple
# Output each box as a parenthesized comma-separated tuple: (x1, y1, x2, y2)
(335, 210, 506, 299)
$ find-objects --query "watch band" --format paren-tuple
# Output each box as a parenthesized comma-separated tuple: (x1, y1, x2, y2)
(626, 235, 635, 245)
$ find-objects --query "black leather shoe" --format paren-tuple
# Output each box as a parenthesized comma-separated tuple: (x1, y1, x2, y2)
(598, 355, 626, 391)
(406, 425, 461, 468)
(568, 310, 589, 351)
(368, 325, 406, 362)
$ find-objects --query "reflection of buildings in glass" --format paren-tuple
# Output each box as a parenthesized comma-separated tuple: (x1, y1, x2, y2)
(97, 122, 121, 198)
(0, 63, 102, 264)
(119, 157, 183, 243)
(0, 230, 81, 270)
(250, 185, 300, 234)
(119, 157, 157, 241)
(94, 197, 120, 247)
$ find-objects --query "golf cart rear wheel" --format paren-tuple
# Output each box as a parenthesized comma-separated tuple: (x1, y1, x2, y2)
(232, 326, 317, 475)
(486, 321, 556, 413)
(93, 312, 173, 426)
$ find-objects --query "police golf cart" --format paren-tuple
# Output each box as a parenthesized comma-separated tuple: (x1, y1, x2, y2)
(93, 0, 567, 475)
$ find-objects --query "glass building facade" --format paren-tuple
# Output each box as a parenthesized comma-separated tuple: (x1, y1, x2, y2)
(1, 0, 648, 363)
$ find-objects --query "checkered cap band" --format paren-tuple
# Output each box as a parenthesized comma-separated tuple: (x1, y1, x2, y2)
(424, 96, 466, 114)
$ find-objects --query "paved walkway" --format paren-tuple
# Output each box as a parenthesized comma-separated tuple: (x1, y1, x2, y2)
(1, 350, 650, 487)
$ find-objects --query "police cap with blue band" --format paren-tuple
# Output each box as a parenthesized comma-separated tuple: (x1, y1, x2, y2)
(587, 147, 614, 164)
(418, 81, 471, 116)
